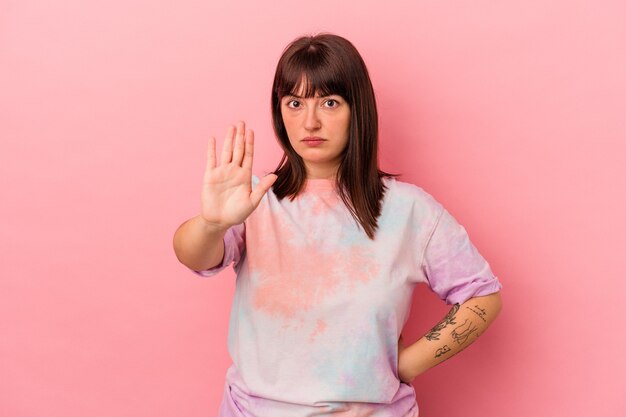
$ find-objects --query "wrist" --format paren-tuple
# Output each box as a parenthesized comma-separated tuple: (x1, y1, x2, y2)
(401, 339, 432, 381)
(398, 340, 420, 383)
(196, 215, 230, 235)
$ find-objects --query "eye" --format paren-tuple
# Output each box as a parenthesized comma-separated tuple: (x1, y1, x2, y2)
(323, 98, 339, 108)
(286, 99, 301, 109)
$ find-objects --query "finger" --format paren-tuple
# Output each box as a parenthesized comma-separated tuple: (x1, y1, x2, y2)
(220, 124, 236, 166)
(249, 174, 277, 207)
(241, 129, 254, 171)
(205, 136, 216, 173)
(232, 121, 246, 166)
(234, 120, 245, 162)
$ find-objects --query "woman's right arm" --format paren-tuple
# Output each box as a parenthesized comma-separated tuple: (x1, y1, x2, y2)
(172, 121, 277, 272)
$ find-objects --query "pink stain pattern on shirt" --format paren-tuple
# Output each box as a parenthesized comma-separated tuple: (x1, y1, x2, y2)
(246, 193, 380, 325)
(308, 319, 327, 342)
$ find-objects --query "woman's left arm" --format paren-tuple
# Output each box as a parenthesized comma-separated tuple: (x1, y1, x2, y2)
(398, 292, 502, 384)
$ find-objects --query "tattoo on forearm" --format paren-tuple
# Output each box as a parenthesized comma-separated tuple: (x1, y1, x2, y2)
(425, 303, 460, 341)
(465, 305, 487, 322)
(451, 319, 478, 345)
(435, 345, 451, 358)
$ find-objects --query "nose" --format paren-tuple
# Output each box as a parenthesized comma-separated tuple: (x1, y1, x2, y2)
(304, 106, 321, 132)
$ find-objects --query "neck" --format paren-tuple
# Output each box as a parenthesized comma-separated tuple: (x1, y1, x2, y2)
(304, 164, 339, 180)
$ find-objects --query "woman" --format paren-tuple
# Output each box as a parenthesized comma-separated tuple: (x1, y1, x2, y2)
(173, 33, 502, 417)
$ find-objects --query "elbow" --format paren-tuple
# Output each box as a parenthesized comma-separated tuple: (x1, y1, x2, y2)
(172, 230, 185, 265)
(490, 291, 503, 321)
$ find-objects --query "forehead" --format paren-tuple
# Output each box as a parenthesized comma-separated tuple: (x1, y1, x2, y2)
(284, 73, 337, 98)
(286, 79, 335, 99)
(289, 75, 314, 96)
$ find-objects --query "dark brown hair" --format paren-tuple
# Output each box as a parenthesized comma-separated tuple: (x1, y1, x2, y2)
(270, 33, 398, 240)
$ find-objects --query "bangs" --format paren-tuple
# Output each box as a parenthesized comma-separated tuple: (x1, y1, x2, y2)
(275, 48, 350, 101)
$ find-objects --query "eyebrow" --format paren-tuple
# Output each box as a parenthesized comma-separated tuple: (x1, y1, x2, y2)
(284, 93, 338, 99)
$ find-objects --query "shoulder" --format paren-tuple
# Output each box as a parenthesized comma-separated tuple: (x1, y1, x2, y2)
(382, 176, 443, 215)
(378, 177, 446, 241)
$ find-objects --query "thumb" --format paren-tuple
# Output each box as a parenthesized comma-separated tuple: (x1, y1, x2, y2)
(249, 174, 278, 207)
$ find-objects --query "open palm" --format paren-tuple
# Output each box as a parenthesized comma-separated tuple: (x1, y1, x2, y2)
(200, 121, 277, 229)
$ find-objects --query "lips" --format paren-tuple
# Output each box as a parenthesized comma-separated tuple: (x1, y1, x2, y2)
(302, 137, 326, 147)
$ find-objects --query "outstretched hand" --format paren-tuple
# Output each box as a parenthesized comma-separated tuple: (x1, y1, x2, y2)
(200, 121, 277, 230)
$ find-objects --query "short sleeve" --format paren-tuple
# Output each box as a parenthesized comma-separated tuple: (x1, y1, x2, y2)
(421, 206, 502, 305)
(192, 222, 246, 277)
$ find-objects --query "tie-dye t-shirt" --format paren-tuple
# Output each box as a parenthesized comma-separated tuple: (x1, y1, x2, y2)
(193, 175, 502, 417)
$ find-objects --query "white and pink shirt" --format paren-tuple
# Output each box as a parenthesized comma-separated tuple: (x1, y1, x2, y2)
(193, 175, 502, 417)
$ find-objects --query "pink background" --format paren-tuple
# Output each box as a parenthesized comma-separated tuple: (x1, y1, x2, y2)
(2, 1, 625, 416)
